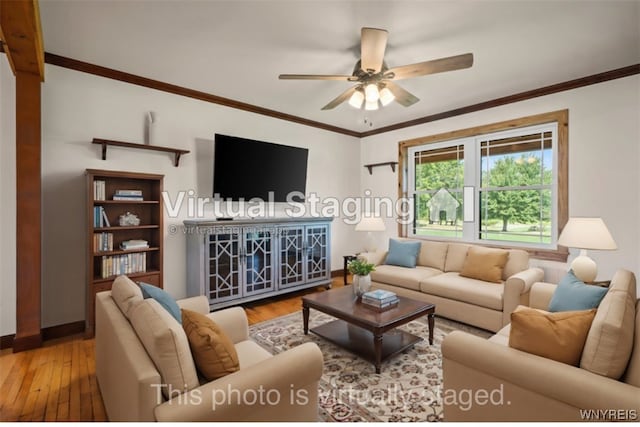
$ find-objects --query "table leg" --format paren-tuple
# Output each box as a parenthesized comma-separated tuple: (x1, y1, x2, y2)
(428, 312, 435, 345)
(303, 304, 310, 335)
(343, 257, 348, 286)
(373, 333, 382, 374)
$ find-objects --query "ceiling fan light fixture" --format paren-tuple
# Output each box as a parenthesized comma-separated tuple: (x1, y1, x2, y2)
(364, 83, 380, 102)
(365, 100, 379, 111)
(348, 89, 365, 109)
(379, 86, 395, 106)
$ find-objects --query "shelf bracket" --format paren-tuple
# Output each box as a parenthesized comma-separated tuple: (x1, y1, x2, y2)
(364, 161, 398, 175)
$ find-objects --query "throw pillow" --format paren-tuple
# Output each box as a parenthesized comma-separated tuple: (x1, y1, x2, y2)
(181, 309, 240, 381)
(548, 270, 608, 312)
(384, 239, 421, 268)
(509, 308, 597, 366)
(580, 269, 637, 379)
(139, 282, 182, 323)
(111, 275, 143, 319)
(459, 246, 509, 283)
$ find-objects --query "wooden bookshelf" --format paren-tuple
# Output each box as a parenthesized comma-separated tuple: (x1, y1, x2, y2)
(85, 169, 164, 337)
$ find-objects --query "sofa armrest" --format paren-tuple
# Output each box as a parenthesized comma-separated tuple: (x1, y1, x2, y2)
(177, 296, 210, 315)
(205, 307, 249, 344)
(442, 331, 640, 419)
(358, 251, 387, 266)
(502, 268, 544, 326)
(154, 342, 323, 422)
(529, 282, 557, 311)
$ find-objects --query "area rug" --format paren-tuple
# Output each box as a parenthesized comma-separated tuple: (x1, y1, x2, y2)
(249, 311, 492, 422)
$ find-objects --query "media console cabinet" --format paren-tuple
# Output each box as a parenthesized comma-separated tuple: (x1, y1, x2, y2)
(185, 217, 332, 309)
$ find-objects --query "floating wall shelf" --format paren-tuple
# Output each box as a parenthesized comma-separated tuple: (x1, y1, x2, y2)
(92, 138, 190, 167)
(364, 161, 398, 175)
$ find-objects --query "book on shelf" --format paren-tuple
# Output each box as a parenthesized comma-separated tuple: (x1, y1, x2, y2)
(93, 232, 113, 252)
(120, 239, 149, 250)
(115, 189, 143, 196)
(113, 190, 144, 201)
(93, 206, 111, 228)
(94, 180, 106, 201)
(100, 252, 147, 278)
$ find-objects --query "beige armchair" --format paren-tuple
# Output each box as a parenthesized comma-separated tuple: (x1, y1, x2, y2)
(96, 282, 323, 422)
(442, 270, 640, 421)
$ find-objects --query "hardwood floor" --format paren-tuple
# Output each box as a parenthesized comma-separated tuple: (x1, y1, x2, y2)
(0, 277, 345, 421)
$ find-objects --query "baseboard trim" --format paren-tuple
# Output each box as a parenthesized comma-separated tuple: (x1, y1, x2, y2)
(0, 320, 86, 351)
(12, 333, 43, 353)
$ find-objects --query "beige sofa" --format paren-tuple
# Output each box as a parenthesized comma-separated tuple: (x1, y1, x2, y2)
(95, 276, 323, 421)
(442, 269, 640, 421)
(360, 240, 544, 332)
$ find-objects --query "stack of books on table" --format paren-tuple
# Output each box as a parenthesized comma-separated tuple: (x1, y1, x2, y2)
(362, 289, 399, 312)
(120, 239, 149, 250)
(113, 189, 144, 201)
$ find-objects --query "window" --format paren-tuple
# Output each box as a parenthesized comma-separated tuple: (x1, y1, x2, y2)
(401, 111, 568, 258)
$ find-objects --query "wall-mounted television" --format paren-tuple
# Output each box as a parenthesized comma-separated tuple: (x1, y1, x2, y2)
(213, 134, 308, 202)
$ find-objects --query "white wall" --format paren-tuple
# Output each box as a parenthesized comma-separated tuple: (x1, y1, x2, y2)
(37, 65, 361, 328)
(0, 59, 17, 336)
(361, 75, 640, 284)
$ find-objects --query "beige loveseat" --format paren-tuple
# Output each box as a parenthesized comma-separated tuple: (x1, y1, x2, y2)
(360, 240, 544, 332)
(95, 276, 323, 421)
(442, 269, 640, 421)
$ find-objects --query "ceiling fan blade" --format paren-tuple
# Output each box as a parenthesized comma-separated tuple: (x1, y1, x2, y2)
(279, 74, 355, 81)
(360, 27, 388, 73)
(321, 86, 357, 110)
(384, 81, 419, 107)
(386, 53, 474, 80)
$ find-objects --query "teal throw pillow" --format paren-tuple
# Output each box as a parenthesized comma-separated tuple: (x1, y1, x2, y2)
(139, 282, 182, 323)
(385, 239, 421, 268)
(548, 270, 608, 312)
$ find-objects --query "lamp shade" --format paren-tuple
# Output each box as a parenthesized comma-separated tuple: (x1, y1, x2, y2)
(355, 217, 386, 232)
(557, 217, 617, 250)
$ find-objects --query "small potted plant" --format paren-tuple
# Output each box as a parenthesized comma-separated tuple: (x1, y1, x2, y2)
(347, 258, 376, 297)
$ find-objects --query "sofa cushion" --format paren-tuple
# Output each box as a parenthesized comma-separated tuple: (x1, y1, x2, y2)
(580, 269, 637, 379)
(111, 275, 143, 319)
(509, 307, 596, 366)
(622, 300, 640, 387)
(417, 240, 448, 271)
(502, 249, 529, 280)
(129, 299, 199, 398)
(140, 282, 182, 324)
(420, 272, 504, 311)
(444, 243, 471, 272)
(371, 265, 441, 291)
(235, 340, 273, 369)
(181, 309, 240, 381)
(385, 239, 421, 268)
(460, 246, 509, 283)
(548, 270, 608, 312)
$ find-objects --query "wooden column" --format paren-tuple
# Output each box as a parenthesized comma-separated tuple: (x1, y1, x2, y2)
(12, 71, 42, 352)
(1, 0, 45, 352)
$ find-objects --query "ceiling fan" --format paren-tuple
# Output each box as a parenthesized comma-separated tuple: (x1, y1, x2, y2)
(279, 27, 473, 111)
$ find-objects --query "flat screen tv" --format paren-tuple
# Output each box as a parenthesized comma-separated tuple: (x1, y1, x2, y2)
(213, 134, 308, 202)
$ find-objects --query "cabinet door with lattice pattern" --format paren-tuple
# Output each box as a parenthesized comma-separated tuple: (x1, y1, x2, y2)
(242, 228, 275, 296)
(278, 226, 305, 289)
(206, 229, 242, 303)
(305, 224, 330, 282)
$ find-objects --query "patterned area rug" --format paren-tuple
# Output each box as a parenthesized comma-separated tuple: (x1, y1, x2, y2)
(249, 311, 491, 422)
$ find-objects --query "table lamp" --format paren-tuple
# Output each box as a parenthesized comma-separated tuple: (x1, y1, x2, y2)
(355, 217, 386, 252)
(557, 217, 617, 283)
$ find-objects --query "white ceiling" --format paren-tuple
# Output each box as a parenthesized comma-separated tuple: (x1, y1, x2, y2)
(39, 0, 639, 133)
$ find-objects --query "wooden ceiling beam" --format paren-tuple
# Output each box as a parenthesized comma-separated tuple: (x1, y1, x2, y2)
(0, 0, 44, 80)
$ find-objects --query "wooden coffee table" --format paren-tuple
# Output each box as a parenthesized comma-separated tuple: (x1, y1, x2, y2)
(302, 286, 435, 374)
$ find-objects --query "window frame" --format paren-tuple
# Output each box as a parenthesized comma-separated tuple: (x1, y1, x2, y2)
(398, 110, 568, 262)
